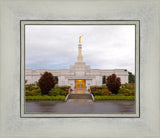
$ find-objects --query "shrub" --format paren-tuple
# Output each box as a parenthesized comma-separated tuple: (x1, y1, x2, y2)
(25, 96, 65, 101)
(56, 86, 70, 91)
(102, 86, 108, 89)
(25, 84, 35, 91)
(38, 72, 56, 95)
(101, 89, 112, 96)
(60, 91, 67, 96)
(93, 91, 102, 96)
(32, 89, 41, 95)
(119, 88, 129, 93)
(49, 87, 63, 96)
(130, 89, 135, 96)
(122, 83, 135, 89)
(119, 88, 135, 96)
(117, 93, 125, 96)
(49, 87, 68, 96)
(90, 86, 107, 91)
(25, 90, 31, 96)
(25, 89, 41, 96)
(92, 89, 111, 96)
(106, 74, 121, 94)
(128, 72, 135, 83)
(95, 96, 135, 100)
(90, 86, 103, 90)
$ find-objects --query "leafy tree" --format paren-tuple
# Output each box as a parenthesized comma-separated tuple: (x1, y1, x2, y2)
(35, 81, 38, 88)
(102, 75, 106, 84)
(55, 76, 58, 84)
(128, 72, 135, 83)
(106, 74, 121, 94)
(38, 72, 56, 95)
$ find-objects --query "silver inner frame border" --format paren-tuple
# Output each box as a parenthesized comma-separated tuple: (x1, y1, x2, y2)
(20, 20, 140, 118)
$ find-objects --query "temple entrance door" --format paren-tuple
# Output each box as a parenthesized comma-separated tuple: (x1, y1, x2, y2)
(75, 80, 86, 89)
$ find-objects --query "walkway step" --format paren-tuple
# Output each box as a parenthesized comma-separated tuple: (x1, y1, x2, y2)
(67, 99, 93, 102)
(68, 94, 92, 99)
(66, 93, 94, 102)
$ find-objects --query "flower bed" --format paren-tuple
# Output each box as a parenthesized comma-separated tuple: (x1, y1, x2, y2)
(90, 83, 135, 96)
(25, 85, 71, 96)
(122, 83, 135, 89)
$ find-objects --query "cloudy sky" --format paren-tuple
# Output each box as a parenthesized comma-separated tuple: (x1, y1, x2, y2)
(25, 25, 135, 74)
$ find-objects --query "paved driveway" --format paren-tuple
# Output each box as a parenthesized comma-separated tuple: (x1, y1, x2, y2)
(25, 100, 135, 114)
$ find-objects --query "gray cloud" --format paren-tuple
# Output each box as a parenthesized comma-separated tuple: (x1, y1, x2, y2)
(25, 25, 135, 74)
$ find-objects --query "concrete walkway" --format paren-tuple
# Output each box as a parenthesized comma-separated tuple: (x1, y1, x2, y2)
(66, 89, 94, 102)
(70, 89, 90, 94)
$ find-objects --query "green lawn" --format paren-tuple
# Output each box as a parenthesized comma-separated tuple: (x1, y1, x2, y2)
(25, 95, 65, 101)
(25, 95, 135, 101)
(95, 96, 135, 100)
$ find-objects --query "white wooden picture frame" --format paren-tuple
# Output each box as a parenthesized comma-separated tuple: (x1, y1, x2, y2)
(0, 0, 159, 137)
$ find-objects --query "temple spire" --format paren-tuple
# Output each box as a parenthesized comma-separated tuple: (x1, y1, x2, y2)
(77, 36, 83, 62)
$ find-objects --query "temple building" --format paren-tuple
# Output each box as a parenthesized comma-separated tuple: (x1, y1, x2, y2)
(25, 36, 128, 90)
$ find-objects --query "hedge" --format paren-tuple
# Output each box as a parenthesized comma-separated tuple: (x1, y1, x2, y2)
(95, 96, 135, 100)
(56, 86, 70, 90)
(48, 87, 67, 96)
(90, 86, 107, 90)
(25, 96, 65, 101)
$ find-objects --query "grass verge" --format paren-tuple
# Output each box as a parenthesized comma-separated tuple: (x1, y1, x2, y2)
(95, 96, 135, 100)
(25, 96, 65, 101)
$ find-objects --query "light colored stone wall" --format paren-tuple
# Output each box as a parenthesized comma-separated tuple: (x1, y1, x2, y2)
(100, 69, 128, 84)
(25, 68, 129, 88)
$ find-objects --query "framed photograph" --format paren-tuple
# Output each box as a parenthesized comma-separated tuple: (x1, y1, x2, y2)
(21, 20, 139, 118)
(0, 0, 160, 138)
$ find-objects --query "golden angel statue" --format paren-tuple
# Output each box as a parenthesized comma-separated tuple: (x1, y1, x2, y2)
(79, 36, 81, 43)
